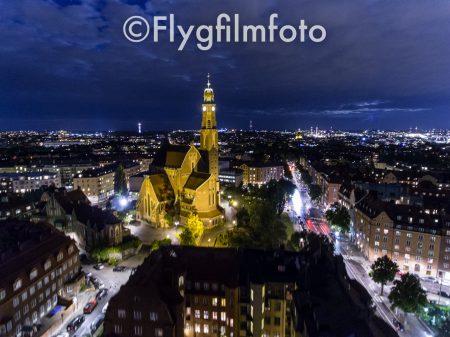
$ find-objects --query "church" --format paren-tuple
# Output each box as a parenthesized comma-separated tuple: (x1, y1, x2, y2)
(136, 76, 223, 227)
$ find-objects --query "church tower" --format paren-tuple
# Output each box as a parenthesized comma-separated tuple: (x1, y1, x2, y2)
(200, 74, 219, 195)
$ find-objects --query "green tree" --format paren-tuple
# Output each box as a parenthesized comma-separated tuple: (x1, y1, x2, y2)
(186, 213, 204, 242)
(114, 164, 128, 195)
(179, 227, 196, 246)
(308, 184, 323, 202)
(268, 179, 296, 215)
(388, 273, 427, 322)
(325, 203, 351, 233)
(369, 255, 399, 295)
(438, 316, 450, 337)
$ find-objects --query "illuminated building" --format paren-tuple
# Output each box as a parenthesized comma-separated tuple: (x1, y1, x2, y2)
(0, 220, 81, 337)
(239, 162, 284, 186)
(104, 246, 297, 337)
(136, 77, 222, 227)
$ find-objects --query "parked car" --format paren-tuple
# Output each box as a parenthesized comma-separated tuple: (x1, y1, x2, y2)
(83, 299, 98, 314)
(54, 333, 69, 337)
(96, 288, 108, 301)
(93, 263, 104, 270)
(439, 291, 450, 298)
(392, 318, 404, 332)
(90, 314, 105, 334)
(84, 271, 92, 278)
(66, 315, 85, 332)
(113, 266, 126, 272)
(102, 302, 109, 314)
(421, 276, 438, 283)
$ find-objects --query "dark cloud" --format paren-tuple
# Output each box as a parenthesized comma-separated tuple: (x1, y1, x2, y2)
(0, 0, 449, 131)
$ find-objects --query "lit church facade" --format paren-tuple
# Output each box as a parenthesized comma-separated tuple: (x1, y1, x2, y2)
(136, 77, 222, 227)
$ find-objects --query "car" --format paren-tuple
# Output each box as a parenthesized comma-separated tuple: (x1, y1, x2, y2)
(102, 302, 109, 314)
(421, 276, 438, 283)
(66, 315, 85, 332)
(96, 288, 108, 301)
(90, 314, 105, 333)
(439, 291, 450, 298)
(83, 299, 98, 314)
(392, 318, 404, 332)
(93, 263, 104, 270)
(113, 266, 126, 272)
(54, 333, 69, 337)
(84, 271, 92, 278)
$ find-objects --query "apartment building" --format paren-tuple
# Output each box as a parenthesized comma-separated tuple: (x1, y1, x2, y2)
(104, 246, 298, 337)
(0, 172, 61, 194)
(73, 166, 115, 205)
(0, 220, 81, 337)
(354, 194, 443, 278)
(239, 162, 284, 186)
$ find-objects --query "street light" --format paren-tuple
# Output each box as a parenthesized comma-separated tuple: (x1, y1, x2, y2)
(232, 201, 238, 207)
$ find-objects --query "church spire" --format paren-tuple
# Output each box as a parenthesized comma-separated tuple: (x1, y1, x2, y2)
(204, 73, 214, 103)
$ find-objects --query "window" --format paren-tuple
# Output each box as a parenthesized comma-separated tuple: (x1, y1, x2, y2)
(57, 251, 64, 262)
(114, 325, 122, 334)
(274, 317, 281, 326)
(30, 269, 38, 280)
(203, 310, 209, 319)
(221, 298, 226, 307)
(195, 310, 200, 319)
(134, 325, 142, 336)
(203, 324, 209, 333)
(21, 292, 27, 301)
(195, 324, 201, 333)
(13, 297, 19, 307)
(212, 311, 218, 320)
(0, 289, 5, 301)
(212, 297, 218, 306)
(149, 312, 158, 321)
(13, 279, 22, 291)
(220, 312, 226, 321)
(133, 311, 142, 320)
(44, 259, 51, 271)
(118, 309, 126, 318)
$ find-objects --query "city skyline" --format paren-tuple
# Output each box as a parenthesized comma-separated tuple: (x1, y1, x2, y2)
(1, 0, 450, 131)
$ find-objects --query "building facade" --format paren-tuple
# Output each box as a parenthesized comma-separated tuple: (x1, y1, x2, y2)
(104, 246, 298, 337)
(0, 172, 61, 194)
(73, 166, 115, 205)
(354, 195, 443, 278)
(0, 220, 81, 337)
(239, 163, 284, 186)
(136, 78, 222, 227)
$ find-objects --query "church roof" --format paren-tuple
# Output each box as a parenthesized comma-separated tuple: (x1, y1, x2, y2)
(184, 172, 210, 190)
(152, 144, 190, 168)
(149, 174, 174, 202)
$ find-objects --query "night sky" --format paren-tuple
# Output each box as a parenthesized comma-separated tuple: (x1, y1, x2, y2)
(0, 0, 449, 131)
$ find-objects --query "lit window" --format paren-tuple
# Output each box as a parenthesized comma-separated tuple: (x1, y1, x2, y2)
(30, 269, 38, 280)
(203, 324, 209, 333)
(13, 279, 22, 291)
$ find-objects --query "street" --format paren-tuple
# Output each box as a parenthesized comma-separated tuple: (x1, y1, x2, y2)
(289, 164, 436, 337)
(50, 254, 146, 337)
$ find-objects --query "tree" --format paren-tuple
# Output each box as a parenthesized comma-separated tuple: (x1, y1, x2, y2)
(114, 164, 128, 195)
(186, 213, 204, 242)
(438, 316, 450, 337)
(266, 179, 296, 215)
(388, 273, 427, 321)
(179, 227, 196, 246)
(369, 255, 399, 295)
(308, 184, 323, 202)
(325, 203, 351, 233)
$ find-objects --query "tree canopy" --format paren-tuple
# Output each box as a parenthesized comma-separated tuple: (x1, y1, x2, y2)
(369, 255, 399, 295)
(325, 203, 351, 233)
(388, 273, 427, 314)
(114, 164, 128, 195)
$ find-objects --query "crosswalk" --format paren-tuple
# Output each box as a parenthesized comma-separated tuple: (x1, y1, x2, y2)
(373, 294, 383, 303)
